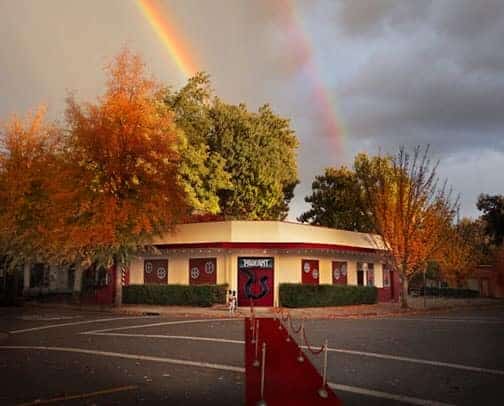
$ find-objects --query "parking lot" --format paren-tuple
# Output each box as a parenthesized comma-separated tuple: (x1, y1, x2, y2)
(1, 305, 503, 405)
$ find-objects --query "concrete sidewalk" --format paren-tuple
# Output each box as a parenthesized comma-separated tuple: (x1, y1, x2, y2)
(23, 297, 503, 320)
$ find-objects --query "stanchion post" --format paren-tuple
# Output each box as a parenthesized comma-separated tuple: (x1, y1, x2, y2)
(251, 318, 256, 344)
(317, 339, 329, 399)
(256, 342, 267, 406)
(253, 320, 260, 367)
(297, 321, 304, 363)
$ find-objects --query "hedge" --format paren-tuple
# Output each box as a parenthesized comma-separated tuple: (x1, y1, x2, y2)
(279, 283, 378, 308)
(422, 286, 479, 298)
(123, 284, 228, 307)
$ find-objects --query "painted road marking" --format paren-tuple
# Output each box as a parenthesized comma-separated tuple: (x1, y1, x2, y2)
(0, 345, 453, 406)
(323, 347, 504, 376)
(80, 331, 504, 376)
(81, 318, 237, 334)
(328, 383, 455, 406)
(16, 385, 138, 405)
(18, 315, 82, 321)
(9, 316, 157, 334)
(0, 345, 245, 373)
(86, 331, 244, 344)
(383, 317, 504, 325)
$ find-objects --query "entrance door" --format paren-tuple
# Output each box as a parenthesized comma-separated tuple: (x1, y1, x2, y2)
(237, 257, 274, 307)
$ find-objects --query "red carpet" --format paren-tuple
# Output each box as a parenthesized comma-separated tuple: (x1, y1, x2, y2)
(245, 317, 342, 406)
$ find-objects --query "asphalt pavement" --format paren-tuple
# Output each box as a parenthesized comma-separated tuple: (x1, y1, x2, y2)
(0, 305, 503, 405)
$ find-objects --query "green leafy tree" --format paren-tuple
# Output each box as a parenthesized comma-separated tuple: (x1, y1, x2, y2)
(298, 166, 373, 232)
(477, 194, 504, 246)
(165, 74, 299, 220)
(164, 73, 230, 215)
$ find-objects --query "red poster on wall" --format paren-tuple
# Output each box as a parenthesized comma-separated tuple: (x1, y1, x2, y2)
(302, 259, 319, 285)
(144, 259, 168, 284)
(237, 257, 274, 307)
(189, 258, 217, 285)
(332, 261, 347, 285)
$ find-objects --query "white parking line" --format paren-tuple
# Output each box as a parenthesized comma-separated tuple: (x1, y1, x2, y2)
(81, 318, 237, 335)
(0, 345, 455, 406)
(0, 345, 245, 373)
(87, 332, 244, 345)
(328, 383, 455, 406)
(9, 316, 157, 334)
(323, 347, 504, 376)
(81, 330, 504, 376)
(385, 317, 504, 325)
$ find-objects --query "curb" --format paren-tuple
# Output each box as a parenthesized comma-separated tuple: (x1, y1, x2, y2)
(21, 300, 504, 320)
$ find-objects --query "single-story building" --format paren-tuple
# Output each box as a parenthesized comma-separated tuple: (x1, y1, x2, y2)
(21, 221, 401, 306)
(128, 221, 399, 306)
(465, 247, 504, 298)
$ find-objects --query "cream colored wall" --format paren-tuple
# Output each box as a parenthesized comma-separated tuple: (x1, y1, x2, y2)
(131, 251, 385, 307)
(129, 258, 144, 284)
(131, 253, 228, 286)
(152, 220, 385, 250)
(374, 262, 384, 288)
(152, 222, 232, 244)
(346, 261, 358, 285)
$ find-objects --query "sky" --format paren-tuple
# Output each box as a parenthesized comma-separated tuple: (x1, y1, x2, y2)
(1, 0, 503, 220)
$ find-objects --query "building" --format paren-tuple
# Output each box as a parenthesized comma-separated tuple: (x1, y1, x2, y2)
(465, 247, 504, 298)
(128, 221, 399, 306)
(21, 221, 401, 306)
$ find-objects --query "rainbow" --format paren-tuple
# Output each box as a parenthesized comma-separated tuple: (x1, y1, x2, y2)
(136, 0, 197, 78)
(137, 0, 344, 153)
(280, 0, 345, 154)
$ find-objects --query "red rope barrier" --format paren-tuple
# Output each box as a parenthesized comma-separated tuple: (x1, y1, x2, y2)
(289, 317, 303, 334)
(302, 326, 325, 355)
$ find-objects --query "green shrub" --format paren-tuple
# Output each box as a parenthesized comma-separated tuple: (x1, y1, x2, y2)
(123, 284, 228, 307)
(279, 283, 378, 308)
(424, 286, 479, 298)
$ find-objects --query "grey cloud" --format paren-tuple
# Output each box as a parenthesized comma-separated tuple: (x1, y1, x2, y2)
(336, 0, 504, 156)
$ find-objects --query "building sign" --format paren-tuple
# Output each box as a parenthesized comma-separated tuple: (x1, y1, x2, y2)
(239, 258, 273, 269)
(189, 258, 217, 285)
(238, 257, 274, 307)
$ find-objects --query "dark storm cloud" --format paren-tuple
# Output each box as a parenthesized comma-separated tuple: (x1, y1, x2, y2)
(334, 0, 504, 156)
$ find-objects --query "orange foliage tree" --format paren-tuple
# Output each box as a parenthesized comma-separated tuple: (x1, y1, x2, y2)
(356, 146, 458, 308)
(0, 108, 64, 272)
(436, 219, 485, 287)
(60, 50, 188, 305)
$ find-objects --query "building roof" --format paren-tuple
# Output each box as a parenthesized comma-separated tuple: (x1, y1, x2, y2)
(152, 221, 386, 252)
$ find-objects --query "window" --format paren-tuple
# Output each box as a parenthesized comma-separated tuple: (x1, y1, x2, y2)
(189, 258, 217, 285)
(332, 261, 347, 285)
(383, 266, 391, 287)
(367, 263, 374, 286)
(144, 259, 168, 284)
(30, 263, 49, 288)
(302, 259, 319, 285)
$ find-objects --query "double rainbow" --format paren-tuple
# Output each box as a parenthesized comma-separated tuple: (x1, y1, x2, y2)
(137, 0, 343, 153)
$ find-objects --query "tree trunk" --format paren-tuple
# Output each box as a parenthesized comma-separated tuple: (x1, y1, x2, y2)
(114, 259, 122, 307)
(400, 275, 409, 309)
